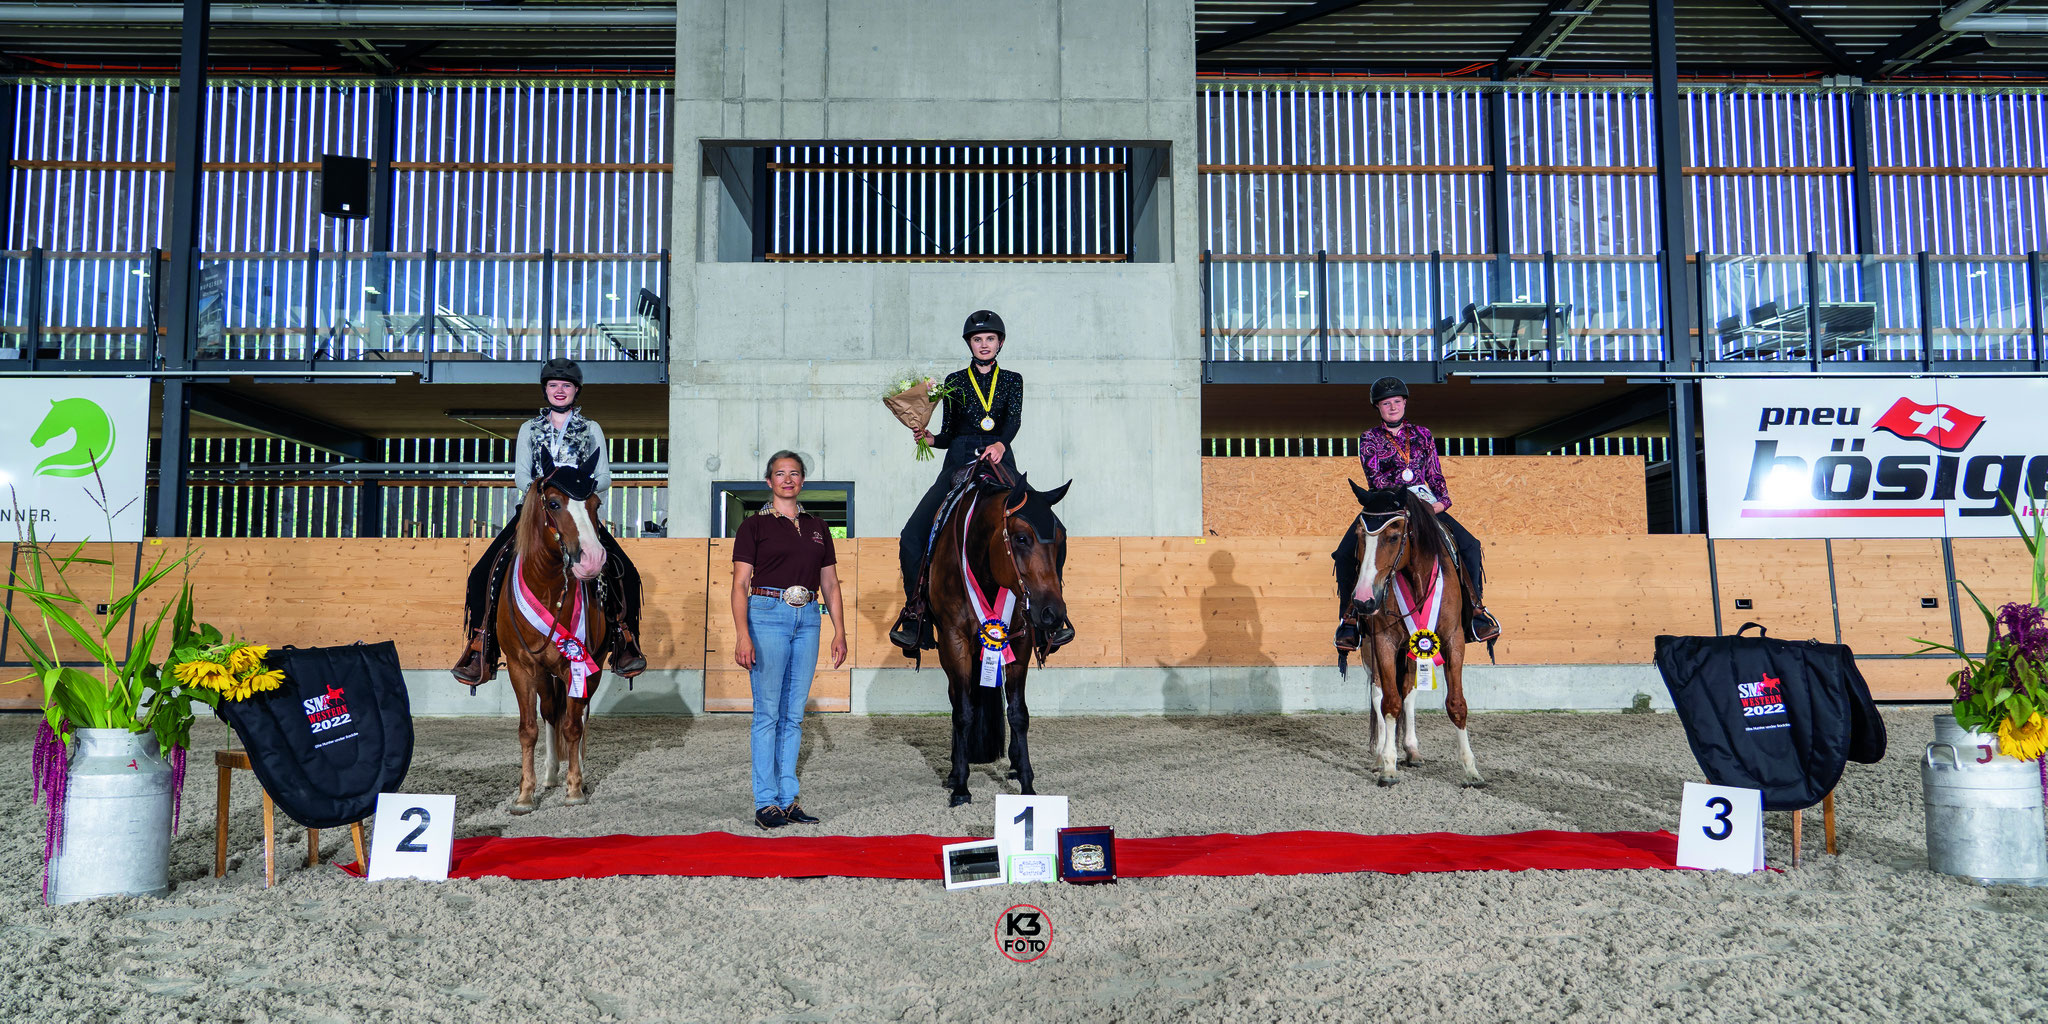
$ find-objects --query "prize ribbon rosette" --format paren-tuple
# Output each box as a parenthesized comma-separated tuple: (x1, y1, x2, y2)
(1406, 629, 1443, 664)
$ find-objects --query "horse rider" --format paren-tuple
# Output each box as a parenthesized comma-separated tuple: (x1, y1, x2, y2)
(890, 309, 1074, 653)
(1332, 376, 1500, 652)
(451, 358, 647, 683)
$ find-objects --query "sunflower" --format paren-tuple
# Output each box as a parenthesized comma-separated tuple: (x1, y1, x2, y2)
(1997, 713, 2048, 762)
(173, 659, 233, 693)
(228, 644, 269, 676)
(244, 668, 287, 697)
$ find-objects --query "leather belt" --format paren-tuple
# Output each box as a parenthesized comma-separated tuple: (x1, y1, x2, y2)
(751, 585, 815, 608)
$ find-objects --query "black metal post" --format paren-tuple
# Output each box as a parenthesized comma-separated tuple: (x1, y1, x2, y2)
(0, 81, 15, 249)
(1850, 92, 1878, 302)
(1650, 0, 1699, 533)
(1692, 249, 1708, 366)
(1315, 249, 1329, 383)
(1805, 249, 1821, 372)
(1543, 249, 1558, 368)
(750, 147, 772, 262)
(421, 247, 436, 382)
(148, 247, 164, 358)
(26, 247, 43, 368)
(356, 477, 383, 539)
(540, 247, 554, 360)
(658, 245, 672, 378)
(1486, 79, 1511, 293)
(369, 85, 398, 254)
(154, 0, 209, 538)
(1918, 250, 1935, 368)
(1200, 248, 1213, 382)
(1429, 249, 1444, 378)
(303, 247, 319, 364)
(2030, 250, 2043, 372)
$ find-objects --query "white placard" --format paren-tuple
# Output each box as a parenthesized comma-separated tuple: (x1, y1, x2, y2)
(994, 794, 1068, 878)
(1704, 377, 2048, 539)
(0, 379, 150, 542)
(1008, 853, 1057, 884)
(941, 840, 1006, 890)
(1675, 782, 1764, 874)
(366, 793, 457, 882)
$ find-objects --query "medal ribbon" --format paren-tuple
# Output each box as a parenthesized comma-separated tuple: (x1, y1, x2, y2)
(967, 365, 1000, 429)
(1391, 558, 1446, 691)
(512, 554, 600, 698)
(958, 494, 1018, 688)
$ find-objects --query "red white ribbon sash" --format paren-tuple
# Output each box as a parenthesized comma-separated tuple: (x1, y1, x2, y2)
(1391, 560, 1446, 666)
(512, 554, 600, 698)
(959, 494, 1017, 688)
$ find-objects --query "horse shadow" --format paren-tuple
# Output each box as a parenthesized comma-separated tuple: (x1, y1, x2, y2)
(1158, 550, 1283, 716)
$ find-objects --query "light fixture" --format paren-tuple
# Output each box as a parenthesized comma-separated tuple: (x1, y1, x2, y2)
(364, 285, 381, 295)
(131, 268, 150, 278)
(603, 292, 620, 301)
(1294, 289, 1310, 298)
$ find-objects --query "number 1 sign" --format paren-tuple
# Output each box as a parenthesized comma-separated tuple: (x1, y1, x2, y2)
(994, 795, 1067, 882)
(366, 793, 457, 881)
(1675, 782, 1765, 873)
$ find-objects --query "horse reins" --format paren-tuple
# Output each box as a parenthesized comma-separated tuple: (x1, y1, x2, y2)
(1352, 509, 1437, 622)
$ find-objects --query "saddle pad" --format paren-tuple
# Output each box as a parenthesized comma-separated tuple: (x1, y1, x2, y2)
(1652, 627, 1885, 812)
(217, 641, 415, 829)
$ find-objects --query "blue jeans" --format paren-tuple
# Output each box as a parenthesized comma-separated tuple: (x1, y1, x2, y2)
(746, 595, 822, 809)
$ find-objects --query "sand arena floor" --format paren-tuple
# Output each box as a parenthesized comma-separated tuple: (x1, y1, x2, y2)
(2, 706, 2045, 1023)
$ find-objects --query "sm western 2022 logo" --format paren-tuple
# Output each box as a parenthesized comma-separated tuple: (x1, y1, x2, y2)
(1737, 673, 1787, 732)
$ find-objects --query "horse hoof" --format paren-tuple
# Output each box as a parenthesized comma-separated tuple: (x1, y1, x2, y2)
(509, 801, 536, 815)
(1401, 755, 1424, 767)
(948, 793, 972, 807)
(1019, 784, 1036, 796)
(1462, 778, 1489, 789)
(1006, 770, 1020, 780)
(564, 794, 589, 806)
(1376, 775, 1401, 788)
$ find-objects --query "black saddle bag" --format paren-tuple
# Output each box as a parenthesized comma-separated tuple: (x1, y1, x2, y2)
(216, 641, 415, 829)
(1653, 623, 1886, 811)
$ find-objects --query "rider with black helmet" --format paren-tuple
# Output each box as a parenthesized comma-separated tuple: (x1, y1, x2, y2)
(890, 309, 1072, 653)
(451, 358, 647, 683)
(1332, 376, 1500, 652)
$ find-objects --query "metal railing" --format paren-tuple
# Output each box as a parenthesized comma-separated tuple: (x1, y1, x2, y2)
(1202, 249, 2048, 371)
(0, 248, 671, 367)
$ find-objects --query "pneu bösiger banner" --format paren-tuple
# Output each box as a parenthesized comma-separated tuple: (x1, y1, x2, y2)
(0, 379, 150, 543)
(1703, 377, 2048, 539)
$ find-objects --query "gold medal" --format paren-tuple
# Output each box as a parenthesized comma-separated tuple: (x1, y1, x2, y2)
(967, 364, 1000, 434)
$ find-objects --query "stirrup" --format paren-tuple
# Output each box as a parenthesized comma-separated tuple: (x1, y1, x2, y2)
(889, 607, 923, 654)
(610, 626, 648, 678)
(1468, 607, 1501, 644)
(451, 631, 492, 686)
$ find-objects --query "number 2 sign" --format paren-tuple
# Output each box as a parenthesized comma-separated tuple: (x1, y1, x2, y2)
(366, 793, 457, 881)
(1675, 782, 1764, 873)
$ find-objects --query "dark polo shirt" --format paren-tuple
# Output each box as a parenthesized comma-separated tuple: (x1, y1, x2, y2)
(733, 506, 837, 590)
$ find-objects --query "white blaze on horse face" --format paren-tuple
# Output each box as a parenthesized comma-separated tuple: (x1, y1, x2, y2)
(563, 498, 606, 580)
(1351, 527, 1381, 604)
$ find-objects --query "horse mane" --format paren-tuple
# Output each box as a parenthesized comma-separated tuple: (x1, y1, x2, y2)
(1391, 486, 1450, 577)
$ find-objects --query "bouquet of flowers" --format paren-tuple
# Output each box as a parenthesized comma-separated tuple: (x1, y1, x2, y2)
(1913, 501, 2048, 761)
(882, 371, 957, 460)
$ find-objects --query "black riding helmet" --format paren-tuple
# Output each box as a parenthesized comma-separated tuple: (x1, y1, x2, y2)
(1369, 376, 1409, 404)
(541, 358, 583, 388)
(962, 309, 1006, 341)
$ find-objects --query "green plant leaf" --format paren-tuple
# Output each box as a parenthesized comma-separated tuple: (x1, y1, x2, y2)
(15, 593, 113, 670)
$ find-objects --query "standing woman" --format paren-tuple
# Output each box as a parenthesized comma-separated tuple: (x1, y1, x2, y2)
(890, 309, 1073, 653)
(1332, 376, 1500, 651)
(452, 358, 647, 683)
(731, 451, 848, 830)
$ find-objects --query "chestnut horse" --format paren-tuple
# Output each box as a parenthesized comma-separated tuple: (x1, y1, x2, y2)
(496, 448, 610, 812)
(927, 465, 1071, 806)
(1339, 482, 1485, 788)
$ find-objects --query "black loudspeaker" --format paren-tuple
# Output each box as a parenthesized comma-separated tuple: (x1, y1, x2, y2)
(320, 154, 372, 219)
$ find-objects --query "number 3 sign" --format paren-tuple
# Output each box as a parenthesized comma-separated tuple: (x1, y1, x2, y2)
(366, 793, 457, 881)
(1675, 782, 1764, 873)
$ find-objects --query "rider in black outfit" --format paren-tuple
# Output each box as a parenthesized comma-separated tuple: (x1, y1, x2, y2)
(890, 309, 1073, 654)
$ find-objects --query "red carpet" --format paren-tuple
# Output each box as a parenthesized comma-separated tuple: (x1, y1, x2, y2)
(338, 829, 1679, 881)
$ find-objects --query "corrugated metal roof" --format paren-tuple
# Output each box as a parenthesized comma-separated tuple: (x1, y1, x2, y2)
(1196, 0, 2048, 78)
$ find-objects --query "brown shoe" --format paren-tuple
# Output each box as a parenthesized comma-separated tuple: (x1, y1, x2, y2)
(610, 627, 647, 677)
(451, 631, 493, 684)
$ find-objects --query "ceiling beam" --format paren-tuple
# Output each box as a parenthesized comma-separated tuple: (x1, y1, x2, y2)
(1751, 0, 1863, 76)
(1496, 0, 1593, 78)
(1867, 0, 2017, 77)
(1510, 387, 1670, 455)
(190, 385, 377, 459)
(1196, 0, 1377, 54)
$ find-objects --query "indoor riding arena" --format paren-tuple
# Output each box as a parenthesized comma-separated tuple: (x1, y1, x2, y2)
(4, 3, 2048, 1022)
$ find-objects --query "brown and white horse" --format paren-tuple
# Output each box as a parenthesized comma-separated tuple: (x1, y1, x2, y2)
(927, 466, 1071, 806)
(1341, 482, 1485, 788)
(495, 449, 610, 812)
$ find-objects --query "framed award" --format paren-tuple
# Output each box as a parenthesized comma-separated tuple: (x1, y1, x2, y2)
(1056, 825, 1116, 885)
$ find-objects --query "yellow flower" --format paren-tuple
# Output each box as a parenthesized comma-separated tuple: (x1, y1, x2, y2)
(244, 668, 286, 696)
(1998, 713, 2048, 762)
(173, 659, 233, 693)
(228, 644, 269, 676)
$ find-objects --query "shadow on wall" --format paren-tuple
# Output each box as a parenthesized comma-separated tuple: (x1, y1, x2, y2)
(1160, 550, 1283, 713)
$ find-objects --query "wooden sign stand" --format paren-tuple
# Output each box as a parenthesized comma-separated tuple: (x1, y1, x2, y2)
(213, 748, 366, 887)
(1786, 789, 1838, 868)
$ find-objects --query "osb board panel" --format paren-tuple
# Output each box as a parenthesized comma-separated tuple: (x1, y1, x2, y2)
(1122, 538, 1334, 668)
(1060, 538, 1122, 668)
(704, 670, 851, 713)
(1948, 539, 2038, 654)
(1830, 539, 1952, 656)
(619, 539, 709, 671)
(1712, 539, 1835, 643)
(1485, 535, 1716, 665)
(1855, 658, 1959, 701)
(3, 542, 142, 668)
(851, 538, 902, 671)
(1200, 456, 1645, 539)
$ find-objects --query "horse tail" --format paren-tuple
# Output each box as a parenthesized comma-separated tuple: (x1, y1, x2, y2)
(965, 680, 1006, 763)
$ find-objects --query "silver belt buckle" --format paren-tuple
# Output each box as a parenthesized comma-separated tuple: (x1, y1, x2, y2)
(781, 585, 814, 608)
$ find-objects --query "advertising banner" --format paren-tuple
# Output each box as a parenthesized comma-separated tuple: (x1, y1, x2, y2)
(0, 379, 151, 542)
(1704, 377, 2048, 539)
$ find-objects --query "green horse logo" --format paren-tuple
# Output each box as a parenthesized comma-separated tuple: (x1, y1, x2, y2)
(30, 397, 117, 478)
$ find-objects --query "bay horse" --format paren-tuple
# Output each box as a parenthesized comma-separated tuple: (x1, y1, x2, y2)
(1339, 482, 1485, 788)
(496, 448, 610, 813)
(927, 464, 1071, 806)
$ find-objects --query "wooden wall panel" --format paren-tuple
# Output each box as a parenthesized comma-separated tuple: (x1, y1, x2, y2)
(852, 538, 903, 670)
(1831, 539, 1952, 656)
(1060, 538, 1122, 668)
(3, 542, 143, 667)
(1855, 657, 1960, 701)
(704, 537, 851, 713)
(183, 539, 486, 666)
(1122, 538, 1334, 667)
(621, 539, 709, 671)
(1201, 456, 1646, 538)
(1712, 539, 1835, 643)
(1485, 535, 1717, 664)
(1949, 538, 2040, 654)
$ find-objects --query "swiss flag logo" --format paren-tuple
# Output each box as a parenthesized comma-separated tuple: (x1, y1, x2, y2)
(1871, 398, 1985, 451)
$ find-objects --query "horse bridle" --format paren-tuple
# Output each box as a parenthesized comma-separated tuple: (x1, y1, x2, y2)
(511, 482, 591, 660)
(1352, 508, 1415, 621)
(978, 461, 1056, 654)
